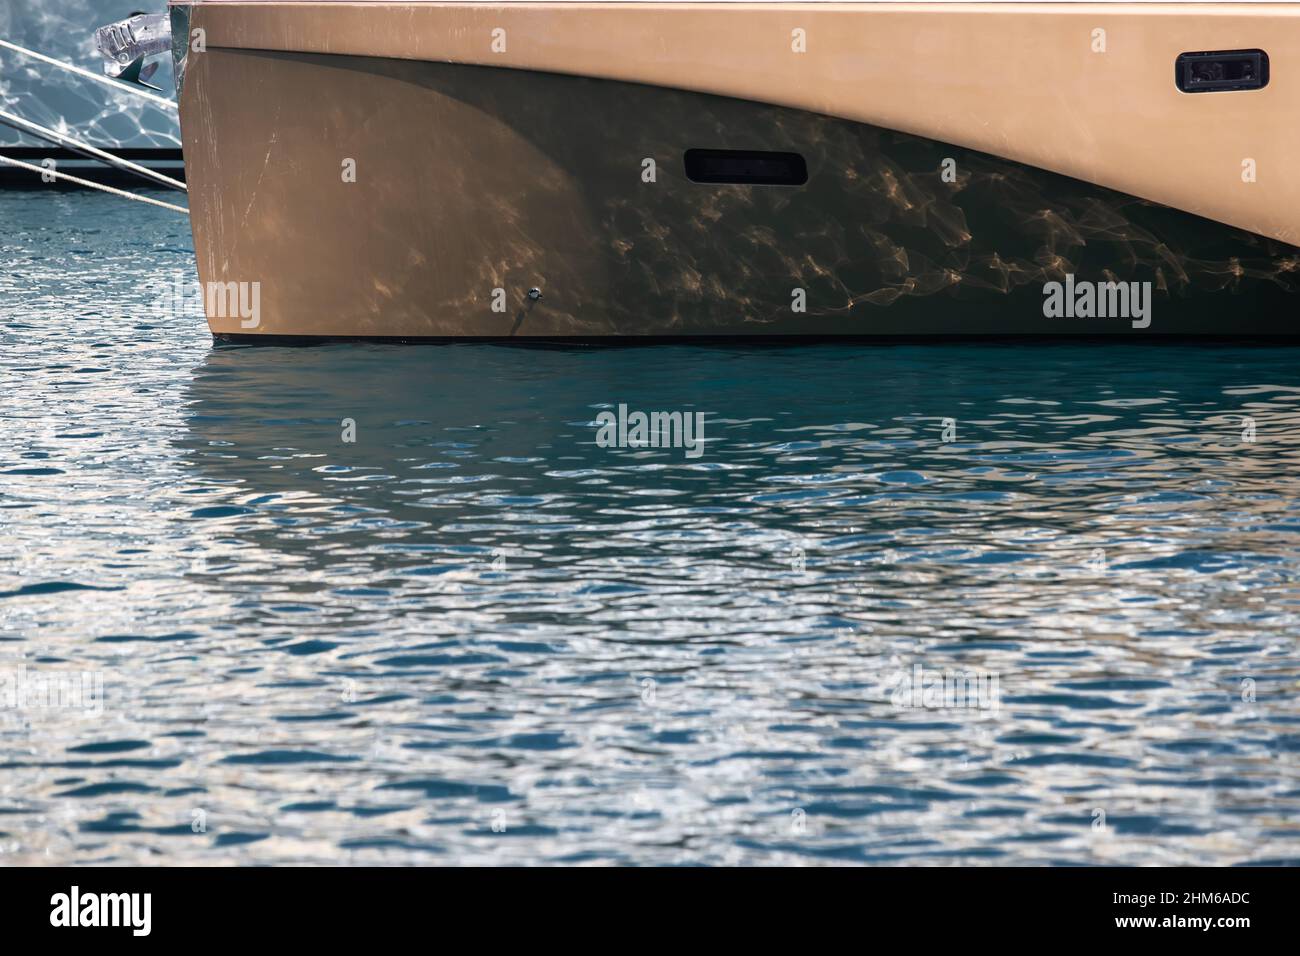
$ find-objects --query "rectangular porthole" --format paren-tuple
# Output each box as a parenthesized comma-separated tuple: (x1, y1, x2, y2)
(1176, 49, 1269, 92)
(683, 148, 808, 186)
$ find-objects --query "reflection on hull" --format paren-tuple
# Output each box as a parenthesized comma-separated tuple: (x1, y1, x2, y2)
(184, 54, 1300, 338)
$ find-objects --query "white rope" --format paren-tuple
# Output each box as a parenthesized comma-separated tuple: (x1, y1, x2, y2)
(0, 37, 178, 111)
(0, 108, 186, 191)
(0, 154, 189, 214)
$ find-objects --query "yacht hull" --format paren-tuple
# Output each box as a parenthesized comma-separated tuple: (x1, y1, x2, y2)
(175, 2, 1300, 339)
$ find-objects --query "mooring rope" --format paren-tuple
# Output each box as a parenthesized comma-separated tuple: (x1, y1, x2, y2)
(0, 37, 178, 111)
(0, 154, 189, 214)
(0, 109, 186, 191)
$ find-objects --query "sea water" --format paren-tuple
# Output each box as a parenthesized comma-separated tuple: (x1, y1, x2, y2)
(1, 190, 1298, 864)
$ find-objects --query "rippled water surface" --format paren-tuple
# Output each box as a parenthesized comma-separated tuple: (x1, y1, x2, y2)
(2, 191, 1299, 865)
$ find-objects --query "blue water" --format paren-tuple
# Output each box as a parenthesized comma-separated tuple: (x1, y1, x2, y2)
(2, 190, 1299, 865)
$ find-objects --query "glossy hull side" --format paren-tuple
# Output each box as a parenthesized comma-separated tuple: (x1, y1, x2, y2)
(181, 50, 1300, 337)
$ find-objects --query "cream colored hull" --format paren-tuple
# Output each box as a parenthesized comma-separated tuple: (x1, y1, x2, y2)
(175, 2, 1300, 338)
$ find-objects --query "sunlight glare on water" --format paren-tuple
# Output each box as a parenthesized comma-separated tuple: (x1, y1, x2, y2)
(1, 191, 1298, 865)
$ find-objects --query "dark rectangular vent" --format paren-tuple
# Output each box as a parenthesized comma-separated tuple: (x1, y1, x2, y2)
(684, 148, 808, 186)
(1176, 49, 1268, 92)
